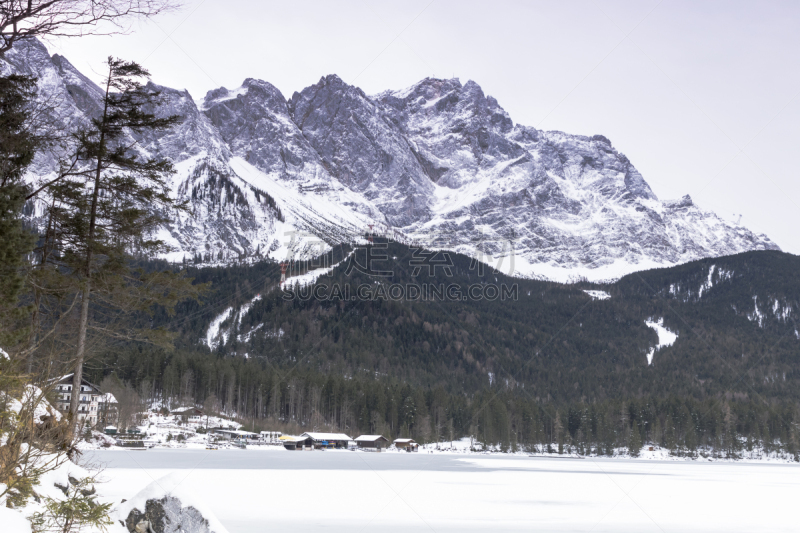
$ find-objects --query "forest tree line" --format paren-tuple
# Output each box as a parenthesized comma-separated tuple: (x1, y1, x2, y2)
(88, 344, 800, 458)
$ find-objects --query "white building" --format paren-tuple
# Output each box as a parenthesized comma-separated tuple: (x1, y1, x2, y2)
(260, 431, 282, 442)
(51, 374, 117, 427)
(170, 407, 204, 424)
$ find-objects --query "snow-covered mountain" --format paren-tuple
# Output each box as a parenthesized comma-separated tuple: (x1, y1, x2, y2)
(5, 38, 779, 281)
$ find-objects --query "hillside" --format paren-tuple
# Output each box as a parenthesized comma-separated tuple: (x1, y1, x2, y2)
(155, 247, 797, 401)
(82, 248, 800, 453)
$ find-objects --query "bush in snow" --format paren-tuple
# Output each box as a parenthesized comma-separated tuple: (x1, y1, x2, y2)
(29, 474, 112, 533)
(1, 359, 73, 508)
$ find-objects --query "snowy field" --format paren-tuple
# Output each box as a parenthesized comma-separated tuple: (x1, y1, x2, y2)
(86, 449, 798, 533)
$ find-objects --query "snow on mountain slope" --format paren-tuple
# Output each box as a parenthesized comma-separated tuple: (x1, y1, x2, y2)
(583, 290, 611, 300)
(5, 39, 779, 281)
(227, 157, 372, 256)
(645, 318, 678, 365)
(373, 78, 778, 281)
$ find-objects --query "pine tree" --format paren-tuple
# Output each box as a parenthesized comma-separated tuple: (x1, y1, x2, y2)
(684, 420, 698, 456)
(0, 75, 37, 349)
(40, 58, 199, 432)
(629, 423, 642, 457)
(664, 415, 677, 453)
(554, 410, 564, 454)
(30, 474, 113, 533)
(723, 403, 738, 458)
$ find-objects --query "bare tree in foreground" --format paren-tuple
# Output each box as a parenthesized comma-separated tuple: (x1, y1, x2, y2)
(0, 0, 179, 57)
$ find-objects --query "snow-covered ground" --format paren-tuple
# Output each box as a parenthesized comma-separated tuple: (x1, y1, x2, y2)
(86, 449, 799, 533)
(74, 411, 245, 451)
(583, 289, 611, 300)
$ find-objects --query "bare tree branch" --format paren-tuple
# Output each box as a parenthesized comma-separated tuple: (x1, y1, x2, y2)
(0, 0, 180, 57)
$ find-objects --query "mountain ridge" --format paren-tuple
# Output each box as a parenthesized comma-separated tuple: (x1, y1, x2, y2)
(5, 38, 780, 281)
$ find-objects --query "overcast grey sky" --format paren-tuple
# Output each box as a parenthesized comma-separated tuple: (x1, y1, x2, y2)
(48, 0, 800, 253)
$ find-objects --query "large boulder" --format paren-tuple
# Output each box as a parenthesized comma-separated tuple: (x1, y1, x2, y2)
(114, 474, 228, 533)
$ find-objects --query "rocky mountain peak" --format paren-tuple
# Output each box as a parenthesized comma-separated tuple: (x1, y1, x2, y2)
(286, 72, 435, 225)
(137, 81, 228, 161)
(665, 195, 695, 209)
(240, 78, 287, 109)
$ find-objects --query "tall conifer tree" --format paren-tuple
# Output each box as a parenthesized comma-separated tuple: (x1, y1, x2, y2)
(42, 57, 198, 431)
(0, 74, 37, 349)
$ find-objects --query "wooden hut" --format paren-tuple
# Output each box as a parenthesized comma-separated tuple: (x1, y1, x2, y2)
(393, 438, 419, 452)
(355, 435, 389, 451)
(281, 435, 312, 450)
(171, 406, 203, 424)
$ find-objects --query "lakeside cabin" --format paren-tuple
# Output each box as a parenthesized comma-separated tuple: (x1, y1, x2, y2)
(171, 407, 203, 424)
(393, 438, 419, 452)
(355, 435, 389, 451)
(301, 432, 353, 449)
(280, 435, 307, 450)
(281, 432, 353, 450)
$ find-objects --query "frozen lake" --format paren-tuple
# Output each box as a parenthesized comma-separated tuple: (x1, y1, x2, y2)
(86, 449, 799, 532)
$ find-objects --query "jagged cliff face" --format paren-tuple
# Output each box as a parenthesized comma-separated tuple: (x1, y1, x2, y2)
(4, 38, 780, 281)
(288, 75, 435, 226)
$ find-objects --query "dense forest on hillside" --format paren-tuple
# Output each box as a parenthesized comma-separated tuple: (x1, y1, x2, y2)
(84, 246, 800, 457)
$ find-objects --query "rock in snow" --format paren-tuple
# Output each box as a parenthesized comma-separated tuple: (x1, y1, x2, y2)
(4, 38, 779, 281)
(115, 473, 229, 533)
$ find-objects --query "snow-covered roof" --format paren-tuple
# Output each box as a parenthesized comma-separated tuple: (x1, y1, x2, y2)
(394, 438, 416, 444)
(301, 432, 352, 441)
(99, 392, 117, 404)
(49, 373, 101, 391)
(280, 435, 307, 442)
(210, 429, 258, 436)
(171, 406, 202, 414)
(355, 435, 388, 442)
